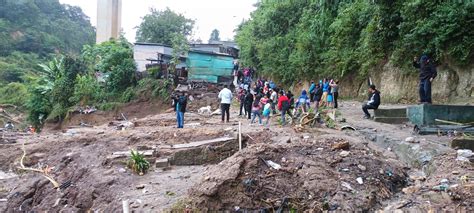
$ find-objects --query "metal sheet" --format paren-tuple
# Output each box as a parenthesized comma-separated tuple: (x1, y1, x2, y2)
(187, 52, 234, 83)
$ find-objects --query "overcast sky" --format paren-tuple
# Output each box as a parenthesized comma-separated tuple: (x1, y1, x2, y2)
(59, 0, 257, 42)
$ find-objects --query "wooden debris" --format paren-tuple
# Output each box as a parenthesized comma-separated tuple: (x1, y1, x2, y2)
(18, 143, 60, 189)
(331, 141, 350, 150)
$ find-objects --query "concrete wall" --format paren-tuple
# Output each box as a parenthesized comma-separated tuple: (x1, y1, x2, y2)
(96, 0, 122, 44)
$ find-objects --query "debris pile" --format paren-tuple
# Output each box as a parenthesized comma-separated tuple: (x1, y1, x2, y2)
(186, 137, 408, 211)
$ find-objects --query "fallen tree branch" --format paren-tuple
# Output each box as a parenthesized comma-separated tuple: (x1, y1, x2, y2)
(18, 143, 60, 189)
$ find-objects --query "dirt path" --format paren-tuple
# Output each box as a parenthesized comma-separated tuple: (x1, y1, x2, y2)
(0, 100, 472, 211)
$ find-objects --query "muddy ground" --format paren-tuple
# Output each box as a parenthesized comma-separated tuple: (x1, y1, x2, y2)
(0, 99, 472, 212)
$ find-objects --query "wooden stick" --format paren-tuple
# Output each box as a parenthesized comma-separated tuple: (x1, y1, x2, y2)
(239, 121, 242, 150)
(435, 119, 474, 126)
(18, 143, 60, 189)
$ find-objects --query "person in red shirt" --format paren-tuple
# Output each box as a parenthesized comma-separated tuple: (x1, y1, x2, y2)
(277, 90, 290, 126)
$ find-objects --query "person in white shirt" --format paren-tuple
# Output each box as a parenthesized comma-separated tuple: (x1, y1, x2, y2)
(218, 84, 233, 123)
(270, 88, 278, 115)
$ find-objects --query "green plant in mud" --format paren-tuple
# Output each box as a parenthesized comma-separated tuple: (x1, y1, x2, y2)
(128, 150, 151, 175)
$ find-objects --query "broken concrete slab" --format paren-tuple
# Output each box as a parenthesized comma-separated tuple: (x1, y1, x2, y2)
(156, 158, 170, 168)
(170, 137, 235, 149)
(374, 108, 407, 118)
(109, 150, 155, 159)
(169, 138, 239, 166)
(450, 137, 474, 151)
(374, 117, 409, 124)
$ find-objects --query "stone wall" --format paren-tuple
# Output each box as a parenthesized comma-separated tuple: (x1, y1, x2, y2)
(338, 61, 474, 104)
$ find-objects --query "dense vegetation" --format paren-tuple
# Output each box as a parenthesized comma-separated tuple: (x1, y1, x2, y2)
(0, 0, 95, 109)
(236, 0, 474, 85)
(0, 2, 185, 129)
(0, 0, 95, 56)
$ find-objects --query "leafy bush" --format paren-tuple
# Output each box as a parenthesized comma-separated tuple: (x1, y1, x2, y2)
(70, 74, 103, 106)
(26, 87, 52, 128)
(128, 150, 151, 175)
(82, 39, 137, 93)
(0, 82, 29, 108)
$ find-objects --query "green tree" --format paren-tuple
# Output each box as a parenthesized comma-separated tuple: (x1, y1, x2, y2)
(82, 39, 137, 93)
(209, 29, 221, 43)
(135, 8, 194, 45)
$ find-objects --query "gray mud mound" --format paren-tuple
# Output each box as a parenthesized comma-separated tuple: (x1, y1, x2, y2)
(186, 137, 408, 211)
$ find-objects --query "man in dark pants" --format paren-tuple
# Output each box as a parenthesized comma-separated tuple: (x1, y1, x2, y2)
(362, 85, 380, 119)
(218, 84, 233, 123)
(244, 90, 254, 119)
(413, 55, 437, 104)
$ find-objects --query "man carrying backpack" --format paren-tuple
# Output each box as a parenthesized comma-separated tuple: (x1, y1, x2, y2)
(172, 92, 187, 128)
(277, 91, 290, 126)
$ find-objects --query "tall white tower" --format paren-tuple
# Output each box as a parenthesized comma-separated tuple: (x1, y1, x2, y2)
(96, 0, 122, 43)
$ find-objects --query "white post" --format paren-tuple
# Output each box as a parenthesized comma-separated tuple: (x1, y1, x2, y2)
(238, 121, 242, 150)
(122, 200, 130, 213)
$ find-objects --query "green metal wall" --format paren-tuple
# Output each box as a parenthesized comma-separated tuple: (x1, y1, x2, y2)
(187, 52, 234, 83)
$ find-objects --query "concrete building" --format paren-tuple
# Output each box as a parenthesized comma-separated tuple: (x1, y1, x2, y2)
(96, 0, 122, 44)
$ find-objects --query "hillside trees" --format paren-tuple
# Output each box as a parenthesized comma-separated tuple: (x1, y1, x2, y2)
(236, 0, 474, 85)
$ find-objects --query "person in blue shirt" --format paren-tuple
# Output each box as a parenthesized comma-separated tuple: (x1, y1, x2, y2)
(295, 90, 311, 113)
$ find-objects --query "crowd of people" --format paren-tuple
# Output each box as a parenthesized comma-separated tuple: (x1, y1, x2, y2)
(234, 76, 341, 127)
(173, 54, 437, 128)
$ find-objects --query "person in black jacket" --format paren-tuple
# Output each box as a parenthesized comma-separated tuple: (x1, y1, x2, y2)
(362, 85, 380, 119)
(172, 92, 187, 128)
(413, 55, 437, 104)
(244, 90, 254, 119)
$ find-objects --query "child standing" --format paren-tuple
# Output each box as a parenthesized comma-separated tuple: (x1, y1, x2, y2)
(262, 99, 272, 126)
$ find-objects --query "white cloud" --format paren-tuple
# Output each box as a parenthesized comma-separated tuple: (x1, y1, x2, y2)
(59, 0, 256, 42)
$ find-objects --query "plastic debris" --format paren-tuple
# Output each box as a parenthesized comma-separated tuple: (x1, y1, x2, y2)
(341, 181, 354, 191)
(266, 160, 282, 170)
(356, 177, 364, 184)
(339, 151, 350, 157)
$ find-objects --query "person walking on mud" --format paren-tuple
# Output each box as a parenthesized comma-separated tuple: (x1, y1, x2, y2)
(413, 55, 437, 104)
(218, 84, 233, 123)
(172, 92, 187, 128)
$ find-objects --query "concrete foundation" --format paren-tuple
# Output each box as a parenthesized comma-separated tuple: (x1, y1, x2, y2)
(407, 104, 474, 126)
(373, 108, 408, 124)
(450, 137, 474, 151)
